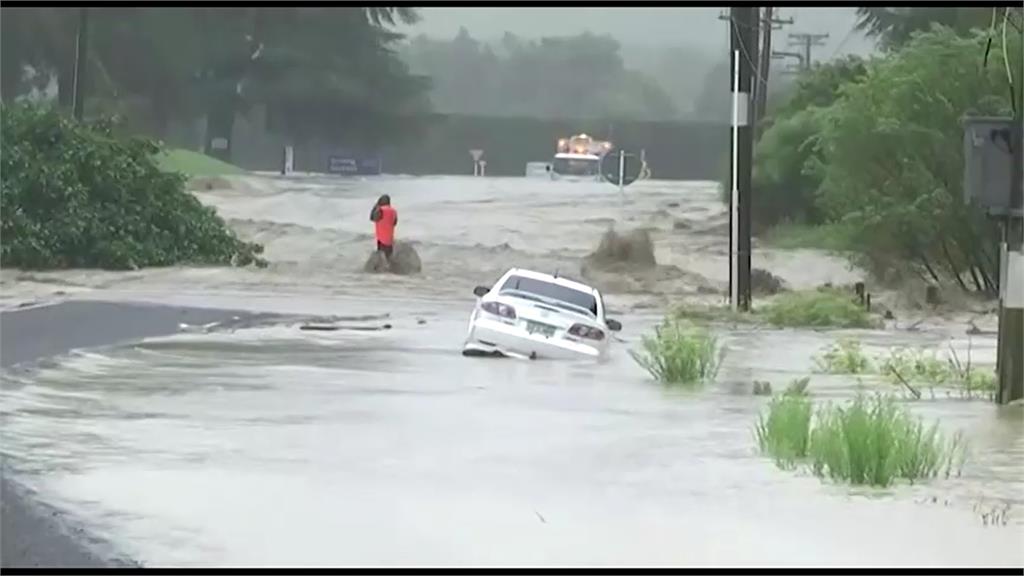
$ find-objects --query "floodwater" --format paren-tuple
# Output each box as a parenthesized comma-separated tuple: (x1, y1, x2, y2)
(1, 175, 1022, 567)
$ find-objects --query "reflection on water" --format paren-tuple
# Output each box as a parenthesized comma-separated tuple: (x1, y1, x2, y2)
(1, 175, 1021, 566)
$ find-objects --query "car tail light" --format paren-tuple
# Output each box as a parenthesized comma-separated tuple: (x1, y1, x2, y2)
(481, 301, 517, 319)
(568, 324, 605, 341)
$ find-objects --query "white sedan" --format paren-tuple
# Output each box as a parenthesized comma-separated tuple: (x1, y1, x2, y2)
(462, 268, 622, 360)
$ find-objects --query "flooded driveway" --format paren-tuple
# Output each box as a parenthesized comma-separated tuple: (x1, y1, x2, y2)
(1, 175, 1022, 566)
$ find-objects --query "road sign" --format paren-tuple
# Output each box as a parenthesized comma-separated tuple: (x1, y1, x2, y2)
(600, 149, 642, 188)
(328, 152, 382, 176)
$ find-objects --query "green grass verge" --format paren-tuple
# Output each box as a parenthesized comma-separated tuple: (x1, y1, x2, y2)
(155, 148, 246, 177)
(762, 288, 876, 329)
(760, 221, 858, 252)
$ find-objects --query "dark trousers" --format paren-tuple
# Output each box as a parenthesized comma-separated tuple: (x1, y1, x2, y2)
(377, 242, 394, 259)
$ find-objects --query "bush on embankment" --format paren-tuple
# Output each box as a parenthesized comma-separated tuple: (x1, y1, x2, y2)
(762, 288, 876, 329)
(1, 104, 264, 270)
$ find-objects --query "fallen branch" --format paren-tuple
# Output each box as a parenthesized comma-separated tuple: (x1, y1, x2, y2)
(888, 365, 922, 399)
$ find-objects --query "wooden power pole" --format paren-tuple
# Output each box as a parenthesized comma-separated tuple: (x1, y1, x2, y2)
(754, 8, 793, 139)
(72, 8, 89, 121)
(998, 115, 1024, 403)
(728, 6, 757, 312)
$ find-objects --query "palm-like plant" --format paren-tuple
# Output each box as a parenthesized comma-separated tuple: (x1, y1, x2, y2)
(855, 7, 1006, 50)
(364, 7, 420, 28)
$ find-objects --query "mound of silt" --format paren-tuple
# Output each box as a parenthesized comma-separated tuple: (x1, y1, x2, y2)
(584, 228, 657, 270)
(363, 243, 422, 275)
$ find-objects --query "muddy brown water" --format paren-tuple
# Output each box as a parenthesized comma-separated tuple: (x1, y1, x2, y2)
(1, 175, 1021, 566)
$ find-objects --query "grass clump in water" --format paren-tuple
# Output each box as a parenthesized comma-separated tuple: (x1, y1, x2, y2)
(755, 393, 967, 487)
(807, 395, 966, 487)
(815, 339, 873, 374)
(631, 318, 720, 385)
(755, 387, 813, 469)
(762, 288, 875, 329)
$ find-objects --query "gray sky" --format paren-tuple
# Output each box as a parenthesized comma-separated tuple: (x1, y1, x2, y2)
(401, 7, 877, 61)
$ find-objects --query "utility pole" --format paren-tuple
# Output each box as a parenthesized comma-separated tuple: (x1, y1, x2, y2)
(787, 32, 828, 71)
(998, 116, 1024, 403)
(72, 7, 89, 121)
(728, 6, 756, 312)
(754, 8, 793, 139)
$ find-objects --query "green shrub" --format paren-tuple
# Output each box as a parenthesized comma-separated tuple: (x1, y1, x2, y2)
(881, 345, 997, 399)
(762, 288, 874, 329)
(882, 347, 951, 385)
(807, 395, 965, 487)
(815, 339, 873, 374)
(630, 318, 720, 384)
(755, 392, 813, 469)
(1, 104, 264, 270)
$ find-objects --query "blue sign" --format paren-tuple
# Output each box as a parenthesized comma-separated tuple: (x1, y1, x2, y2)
(327, 152, 382, 176)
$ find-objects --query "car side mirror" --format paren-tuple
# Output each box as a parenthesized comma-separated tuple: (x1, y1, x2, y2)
(606, 319, 622, 332)
(473, 286, 489, 298)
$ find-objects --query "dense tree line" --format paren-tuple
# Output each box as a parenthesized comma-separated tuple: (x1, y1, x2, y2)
(751, 7, 1022, 293)
(397, 29, 678, 121)
(1, 7, 430, 159)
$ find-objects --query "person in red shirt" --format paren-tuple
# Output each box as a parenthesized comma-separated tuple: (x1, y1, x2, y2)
(369, 194, 398, 260)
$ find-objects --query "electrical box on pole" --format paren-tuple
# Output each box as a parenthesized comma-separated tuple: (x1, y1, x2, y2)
(963, 117, 1020, 217)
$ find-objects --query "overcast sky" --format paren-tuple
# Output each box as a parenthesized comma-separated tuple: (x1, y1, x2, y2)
(400, 7, 877, 61)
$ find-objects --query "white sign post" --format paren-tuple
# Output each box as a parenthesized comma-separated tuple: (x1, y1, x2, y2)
(470, 149, 484, 176)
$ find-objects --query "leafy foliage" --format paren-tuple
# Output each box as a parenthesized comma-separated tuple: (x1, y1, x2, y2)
(1, 104, 264, 270)
(812, 27, 1019, 292)
(750, 57, 868, 230)
(855, 7, 1007, 51)
(0, 7, 431, 153)
(762, 288, 875, 329)
(398, 29, 677, 121)
(815, 339, 874, 374)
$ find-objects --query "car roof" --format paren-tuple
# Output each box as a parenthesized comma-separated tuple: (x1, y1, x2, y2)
(503, 268, 600, 296)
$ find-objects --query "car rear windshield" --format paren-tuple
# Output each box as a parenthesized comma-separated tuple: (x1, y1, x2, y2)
(500, 275, 597, 316)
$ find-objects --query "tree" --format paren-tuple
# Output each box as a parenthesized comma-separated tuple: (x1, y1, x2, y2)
(812, 27, 1021, 290)
(855, 7, 1003, 50)
(749, 56, 869, 229)
(398, 30, 676, 121)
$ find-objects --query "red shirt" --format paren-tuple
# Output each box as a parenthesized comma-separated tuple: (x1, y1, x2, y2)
(375, 205, 397, 246)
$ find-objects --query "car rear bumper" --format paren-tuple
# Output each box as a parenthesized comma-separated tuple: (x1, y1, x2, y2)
(464, 317, 603, 360)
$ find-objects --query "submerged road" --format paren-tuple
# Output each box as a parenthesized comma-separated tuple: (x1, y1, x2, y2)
(1, 296, 1022, 567)
(1, 301, 260, 568)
